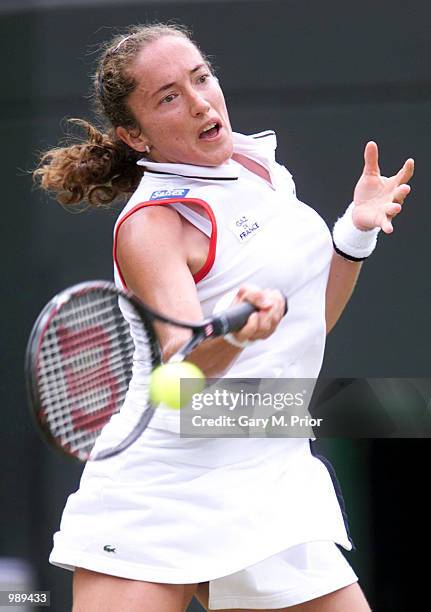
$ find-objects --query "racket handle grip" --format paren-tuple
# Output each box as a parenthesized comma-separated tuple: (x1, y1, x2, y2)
(213, 295, 288, 336)
(219, 301, 257, 334)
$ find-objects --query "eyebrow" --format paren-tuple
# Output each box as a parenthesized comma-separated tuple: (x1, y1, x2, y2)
(152, 63, 207, 98)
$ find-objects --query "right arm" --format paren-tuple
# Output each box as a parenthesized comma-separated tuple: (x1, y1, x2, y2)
(116, 205, 285, 377)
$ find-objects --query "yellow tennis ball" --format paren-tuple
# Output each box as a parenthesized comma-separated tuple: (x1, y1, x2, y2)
(149, 361, 205, 409)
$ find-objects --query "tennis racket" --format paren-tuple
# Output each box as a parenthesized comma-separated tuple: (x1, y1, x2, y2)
(25, 281, 285, 462)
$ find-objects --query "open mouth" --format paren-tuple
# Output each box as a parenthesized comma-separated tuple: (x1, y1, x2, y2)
(199, 122, 221, 140)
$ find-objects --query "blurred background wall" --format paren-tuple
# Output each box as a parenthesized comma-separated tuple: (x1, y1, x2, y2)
(0, 0, 429, 610)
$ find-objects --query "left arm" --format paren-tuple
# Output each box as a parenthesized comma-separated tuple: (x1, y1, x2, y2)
(325, 254, 362, 334)
(325, 141, 414, 333)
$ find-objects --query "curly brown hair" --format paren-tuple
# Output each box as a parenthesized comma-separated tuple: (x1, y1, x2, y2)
(33, 23, 211, 208)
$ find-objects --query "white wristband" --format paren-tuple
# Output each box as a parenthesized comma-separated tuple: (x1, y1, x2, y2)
(332, 203, 381, 261)
(223, 332, 251, 349)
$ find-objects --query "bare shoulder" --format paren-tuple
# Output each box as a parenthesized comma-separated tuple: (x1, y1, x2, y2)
(116, 204, 187, 280)
(117, 204, 185, 256)
(115, 204, 201, 318)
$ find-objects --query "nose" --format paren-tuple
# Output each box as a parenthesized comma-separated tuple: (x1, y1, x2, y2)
(188, 89, 210, 117)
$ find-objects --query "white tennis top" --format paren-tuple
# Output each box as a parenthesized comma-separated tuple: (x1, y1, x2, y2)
(113, 130, 332, 430)
(50, 131, 353, 584)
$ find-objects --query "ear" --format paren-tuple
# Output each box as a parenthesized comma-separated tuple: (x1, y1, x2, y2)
(116, 126, 150, 153)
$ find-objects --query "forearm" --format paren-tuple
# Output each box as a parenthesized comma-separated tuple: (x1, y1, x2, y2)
(325, 250, 363, 334)
(162, 335, 243, 378)
(162, 287, 286, 377)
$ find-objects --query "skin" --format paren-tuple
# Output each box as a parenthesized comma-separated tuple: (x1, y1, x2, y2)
(116, 36, 234, 166)
(326, 141, 414, 333)
(74, 35, 414, 611)
(116, 35, 287, 370)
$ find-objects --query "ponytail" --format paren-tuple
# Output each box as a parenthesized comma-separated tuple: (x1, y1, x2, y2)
(33, 119, 143, 208)
(33, 23, 204, 209)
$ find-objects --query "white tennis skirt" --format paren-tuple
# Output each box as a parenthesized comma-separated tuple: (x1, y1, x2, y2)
(50, 409, 355, 600)
(208, 540, 358, 609)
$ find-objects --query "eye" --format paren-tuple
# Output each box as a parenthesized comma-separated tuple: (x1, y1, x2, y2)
(161, 93, 177, 104)
(197, 73, 211, 84)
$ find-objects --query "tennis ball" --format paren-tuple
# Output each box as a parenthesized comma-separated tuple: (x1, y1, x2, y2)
(149, 361, 205, 409)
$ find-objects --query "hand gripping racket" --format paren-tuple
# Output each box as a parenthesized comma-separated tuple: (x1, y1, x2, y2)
(25, 281, 285, 462)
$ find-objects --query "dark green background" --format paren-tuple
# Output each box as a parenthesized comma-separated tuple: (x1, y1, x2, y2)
(1, 1, 429, 610)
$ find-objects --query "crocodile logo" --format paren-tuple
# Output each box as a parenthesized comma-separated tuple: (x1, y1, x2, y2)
(103, 545, 116, 553)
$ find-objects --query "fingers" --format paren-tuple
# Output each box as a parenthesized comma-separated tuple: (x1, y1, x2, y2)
(356, 143, 413, 235)
(232, 286, 286, 342)
(234, 285, 272, 309)
(393, 183, 411, 204)
(386, 202, 402, 216)
(363, 141, 380, 176)
(363, 141, 414, 187)
(379, 196, 404, 234)
(381, 218, 394, 234)
(380, 177, 412, 233)
(395, 158, 415, 185)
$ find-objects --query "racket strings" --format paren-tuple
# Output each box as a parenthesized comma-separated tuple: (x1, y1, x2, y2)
(36, 290, 153, 459)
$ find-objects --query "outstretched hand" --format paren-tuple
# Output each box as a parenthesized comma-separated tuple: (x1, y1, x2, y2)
(352, 142, 414, 234)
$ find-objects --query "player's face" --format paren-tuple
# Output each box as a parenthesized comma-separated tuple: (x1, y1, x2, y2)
(125, 36, 234, 166)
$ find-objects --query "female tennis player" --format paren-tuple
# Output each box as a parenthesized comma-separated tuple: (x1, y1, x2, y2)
(34, 23, 413, 612)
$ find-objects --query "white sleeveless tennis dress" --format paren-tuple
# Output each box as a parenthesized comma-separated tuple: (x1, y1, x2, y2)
(50, 131, 358, 609)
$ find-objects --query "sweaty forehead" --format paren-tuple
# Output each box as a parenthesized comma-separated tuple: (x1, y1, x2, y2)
(132, 36, 204, 92)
